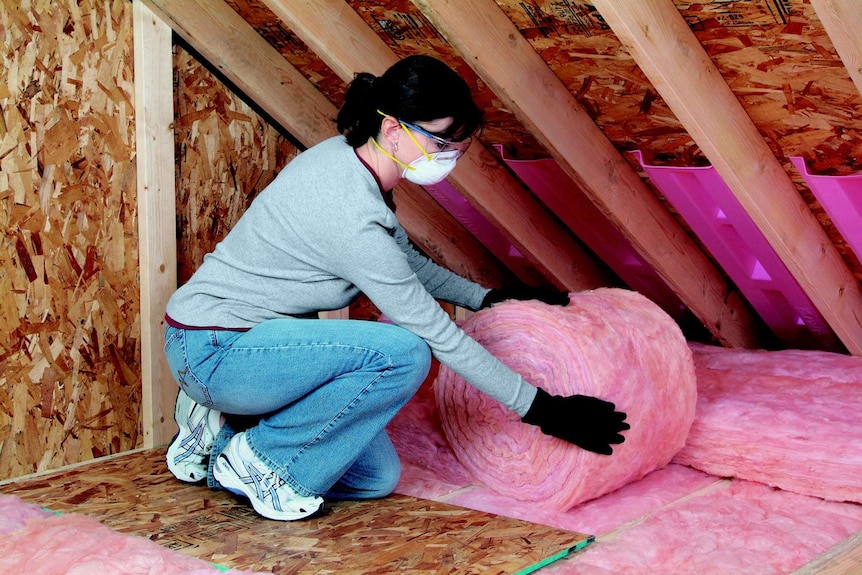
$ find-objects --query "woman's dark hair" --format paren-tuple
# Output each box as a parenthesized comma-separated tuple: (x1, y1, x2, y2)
(337, 54, 484, 148)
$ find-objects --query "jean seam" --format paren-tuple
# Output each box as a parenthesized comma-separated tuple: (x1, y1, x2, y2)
(247, 350, 392, 497)
(164, 327, 180, 352)
(169, 330, 214, 406)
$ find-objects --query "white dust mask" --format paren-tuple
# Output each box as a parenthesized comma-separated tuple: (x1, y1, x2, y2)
(402, 150, 459, 185)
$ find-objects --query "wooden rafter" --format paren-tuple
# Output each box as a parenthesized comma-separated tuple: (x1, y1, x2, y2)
(133, 0, 178, 447)
(260, 0, 614, 292)
(592, 0, 862, 355)
(810, 0, 862, 99)
(140, 0, 513, 289)
(411, 0, 765, 349)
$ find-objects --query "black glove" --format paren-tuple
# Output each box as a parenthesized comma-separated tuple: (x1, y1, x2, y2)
(522, 387, 630, 455)
(481, 286, 570, 308)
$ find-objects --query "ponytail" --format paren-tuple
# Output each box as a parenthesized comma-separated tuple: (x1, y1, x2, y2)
(336, 72, 382, 147)
(336, 56, 484, 148)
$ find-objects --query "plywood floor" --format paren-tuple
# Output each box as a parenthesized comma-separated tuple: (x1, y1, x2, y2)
(0, 448, 590, 574)
(793, 531, 862, 575)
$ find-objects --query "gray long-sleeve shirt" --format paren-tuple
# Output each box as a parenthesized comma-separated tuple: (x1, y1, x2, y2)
(166, 136, 537, 416)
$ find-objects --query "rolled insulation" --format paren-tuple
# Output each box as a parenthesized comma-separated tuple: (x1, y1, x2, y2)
(435, 288, 697, 510)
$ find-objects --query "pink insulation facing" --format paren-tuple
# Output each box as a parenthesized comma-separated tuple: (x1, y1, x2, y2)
(791, 156, 862, 264)
(0, 500, 264, 575)
(631, 151, 835, 350)
(434, 288, 697, 511)
(674, 343, 862, 503)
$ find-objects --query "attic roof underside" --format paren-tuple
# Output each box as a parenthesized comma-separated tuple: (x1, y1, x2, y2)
(143, 0, 862, 355)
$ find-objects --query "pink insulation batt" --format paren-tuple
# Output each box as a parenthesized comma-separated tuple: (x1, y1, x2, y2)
(434, 288, 697, 511)
(674, 343, 862, 504)
(0, 493, 52, 534)
(545, 478, 862, 575)
(0, 498, 266, 575)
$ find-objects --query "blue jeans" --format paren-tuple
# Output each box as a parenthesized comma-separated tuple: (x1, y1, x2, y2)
(163, 318, 431, 500)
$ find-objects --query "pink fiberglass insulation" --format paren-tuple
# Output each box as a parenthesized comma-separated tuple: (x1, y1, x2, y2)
(388, 386, 720, 534)
(0, 509, 264, 575)
(388, 378, 473, 490)
(673, 343, 862, 503)
(444, 464, 720, 536)
(545, 478, 862, 575)
(0, 493, 52, 534)
(434, 288, 697, 511)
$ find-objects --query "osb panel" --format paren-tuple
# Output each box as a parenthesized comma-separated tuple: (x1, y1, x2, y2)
(493, 0, 692, 160)
(222, 2, 862, 279)
(345, 1, 551, 160)
(223, 0, 549, 159)
(492, 0, 862, 275)
(225, 0, 349, 108)
(1, 448, 590, 575)
(492, 1, 862, 169)
(682, 0, 862, 174)
(0, 0, 140, 479)
(173, 45, 300, 284)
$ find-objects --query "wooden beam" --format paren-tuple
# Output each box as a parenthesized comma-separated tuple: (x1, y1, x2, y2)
(592, 0, 862, 355)
(411, 0, 764, 349)
(133, 0, 177, 447)
(140, 0, 512, 288)
(810, 0, 862, 98)
(261, 0, 612, 291)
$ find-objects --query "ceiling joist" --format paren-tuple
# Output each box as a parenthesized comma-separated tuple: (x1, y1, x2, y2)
(810, 0, 862, 99)
(412, 0, 765, 349)
(260, 0, 614, 292)
(140, 0, 514, 288)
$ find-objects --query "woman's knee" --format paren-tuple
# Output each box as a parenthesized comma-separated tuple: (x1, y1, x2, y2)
(372, 322, 430, 372)
(326, 439, 402, 500)
(360, 457, 401, 499)
(405, 332, 432, 375)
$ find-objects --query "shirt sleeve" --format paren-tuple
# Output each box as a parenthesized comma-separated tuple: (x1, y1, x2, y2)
(391, 224, 490, 311)
(330, 214, 536, 416)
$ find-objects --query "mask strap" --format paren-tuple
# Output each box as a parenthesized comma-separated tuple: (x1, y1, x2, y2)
(371, 137, 415, 172)
(398, 122, 433, 161)
(377, 109, 433, 162)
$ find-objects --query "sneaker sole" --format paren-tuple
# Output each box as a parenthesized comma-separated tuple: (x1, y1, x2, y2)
(213, 455, 323, 521)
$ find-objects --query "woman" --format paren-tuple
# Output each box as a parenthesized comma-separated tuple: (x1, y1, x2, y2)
(163, 55, 628, 522)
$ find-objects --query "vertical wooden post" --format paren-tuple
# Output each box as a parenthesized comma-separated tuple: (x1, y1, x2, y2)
(133, 0, 177, 447)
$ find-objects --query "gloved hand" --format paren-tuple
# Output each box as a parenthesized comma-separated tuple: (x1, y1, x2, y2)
(522, 387, 630, 455)
(481, 286, 570, 308)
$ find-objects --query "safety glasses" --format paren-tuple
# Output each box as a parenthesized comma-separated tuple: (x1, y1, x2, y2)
(399, 120, 473, 158)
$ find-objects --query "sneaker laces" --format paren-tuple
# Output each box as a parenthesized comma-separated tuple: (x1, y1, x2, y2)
(242, 460, 291, 513)
(176, 405, 214, 462)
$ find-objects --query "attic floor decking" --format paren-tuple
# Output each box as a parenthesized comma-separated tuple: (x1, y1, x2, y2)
(0, 448, 588, 574)
(793, 531, 862, 575)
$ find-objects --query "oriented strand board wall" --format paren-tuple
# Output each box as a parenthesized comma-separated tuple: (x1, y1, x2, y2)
(173, 45, 299, 284)
(0, 3, 296, 481)
(0, 0, 139, 478)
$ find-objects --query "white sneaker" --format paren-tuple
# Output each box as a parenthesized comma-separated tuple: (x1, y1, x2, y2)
(213, 432, 324, 521)
(166, 389, 221, 483)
